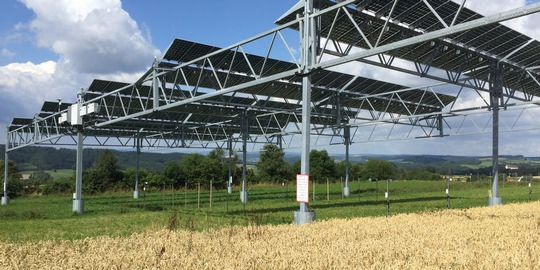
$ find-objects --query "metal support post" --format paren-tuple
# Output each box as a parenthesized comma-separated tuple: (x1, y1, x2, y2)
(134, 137, 141, 199)
(438, 114, 444, 137)
(73, 129, 84, 213)
(529, 175, 533, 200)
(240, 112, 248, 203)
(152, 58, 160, 110)
(343, 126, 351, 197)
(385, 179, 390, 217)
(2, 132, 9, 206)
(73, 93, 84, 213)
(294, 0, 316, 225)
(488, 63, 503, 206)
(446, 177, 450, 209)
(227, 136, 233, 194)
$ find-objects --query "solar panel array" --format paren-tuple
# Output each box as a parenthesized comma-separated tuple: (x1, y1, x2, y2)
(39, 37, 452, 142)
(276, 0, 540, 97)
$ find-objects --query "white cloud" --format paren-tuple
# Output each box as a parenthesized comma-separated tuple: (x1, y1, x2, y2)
(0, 0, 159, 142)
(458, 0, 540, 38)
(20, 0, 159, 74)
(0, 61, 55, 102)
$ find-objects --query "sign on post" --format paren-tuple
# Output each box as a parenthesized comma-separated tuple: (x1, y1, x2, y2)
(296, 174, 309, 203)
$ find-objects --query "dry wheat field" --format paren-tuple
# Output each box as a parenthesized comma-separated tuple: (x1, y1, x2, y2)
(1, 201, 540, 269)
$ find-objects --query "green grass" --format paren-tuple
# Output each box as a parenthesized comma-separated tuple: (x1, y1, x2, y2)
(47, 169, 75, 179)
(0, 179, 537, 243)
(21, 169, 75, 180)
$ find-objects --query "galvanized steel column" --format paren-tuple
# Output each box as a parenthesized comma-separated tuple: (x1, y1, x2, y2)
(228, 135, 233, 194)
(240, 111, 248, 203)
(343, 126, 351, 197)
(2, 131, 8, 205)
(489, 63, 503, 206)
(134, 137, 141, 199)
(295, 0, 316, 225)
(73, 130, 84, 213)
(73, 94, 84, 213)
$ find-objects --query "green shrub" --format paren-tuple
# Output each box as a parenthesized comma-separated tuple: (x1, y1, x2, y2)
(42, 178, 74, 195)
(1, 178, 24, 197)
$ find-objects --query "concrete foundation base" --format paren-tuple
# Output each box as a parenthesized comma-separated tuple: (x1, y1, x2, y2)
(73, 199, 84, 214)
(343, 186, 350, 197)
(1, 196, 9, 206)
(294, 210, 316, 225)
(133, 190, 139, 199)
(488, 196, 503, 206)
(240, 191, 248, 203)
(228, 186, 232, 194)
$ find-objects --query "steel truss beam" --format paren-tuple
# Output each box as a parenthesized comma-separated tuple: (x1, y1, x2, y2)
(6, 1, 540, 155)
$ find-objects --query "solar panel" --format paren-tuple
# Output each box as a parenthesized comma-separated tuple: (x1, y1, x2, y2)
(276, 0, 540, 98)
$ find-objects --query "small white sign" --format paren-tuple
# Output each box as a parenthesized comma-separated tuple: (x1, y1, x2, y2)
(384, 192, 388, 199)
(296, 174, 309, 203)
(445, 188, 449, 195)
(229, 176, 233, 184)
(529, 183, 532, 188)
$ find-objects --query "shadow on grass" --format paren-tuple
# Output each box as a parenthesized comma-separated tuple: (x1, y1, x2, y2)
(225, 195, 458, 215)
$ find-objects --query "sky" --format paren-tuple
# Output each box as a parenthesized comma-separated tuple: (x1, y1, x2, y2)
(2, 0, 540, 157)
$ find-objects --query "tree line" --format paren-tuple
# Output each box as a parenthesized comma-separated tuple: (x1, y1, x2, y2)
(13, 143, 529, 196)
(1, 144, 425, 196)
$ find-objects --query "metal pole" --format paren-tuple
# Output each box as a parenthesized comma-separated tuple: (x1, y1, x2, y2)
(227, 136, 233, 194)
(343, 126, 351, 197)
(489, 63, 503, 206)
(134, 137, 140, 199)
(240, 112, 248, 203)
(446, 177, 450, 209)
(385, 179, 390, 217)
(294, 0, 316, 225)
(2, 131, 9, 205)
(152, 58, 159, 110)
(529, 175, 533, 200)
(73, 129, 84, 213)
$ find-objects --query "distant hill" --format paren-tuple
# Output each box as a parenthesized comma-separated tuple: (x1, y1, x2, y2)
(2, 144, 540, 176)
(0, 145, 186, 172)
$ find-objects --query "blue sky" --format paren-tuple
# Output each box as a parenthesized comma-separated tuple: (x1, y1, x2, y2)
(2, 0, 540, 156)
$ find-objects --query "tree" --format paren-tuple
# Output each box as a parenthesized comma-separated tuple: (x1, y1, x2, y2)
(208, 147, 231, 186)
(119, 167, 150, 190)
(84, 149, 123, 193)
(179, 154, 222, 188)
(309, 150, 336, 182)
(0, 160, 23, 197)
(335, 161, 363, 181)
(292, 149, 337, 183)
(256, 144, 291, 182)
(208, 148, 225, 161)
(162, 161, 183, 186)
(0, 160, 22, 180)
(363, 158, 395, 181)
(43, 177, 75, 195)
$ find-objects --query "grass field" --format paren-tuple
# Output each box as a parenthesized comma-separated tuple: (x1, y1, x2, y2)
(0, 179, 537, 243)
(20, 169, 75, 180)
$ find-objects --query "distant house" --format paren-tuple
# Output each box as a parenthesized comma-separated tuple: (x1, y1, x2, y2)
(505, 164, 518, 170)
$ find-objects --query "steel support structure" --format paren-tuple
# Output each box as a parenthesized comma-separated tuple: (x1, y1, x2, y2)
(489, 63, 503, 206)
(240, 111, 249, 203)
(72, 129, 84, 213)
(295, 0, 316, 225)
(4, 1, 540, 217)
(343, 125, 351, 197)
(2, 130, 9, 206)
(134, 137, 141, 199)
(227, 136, 233, 194)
